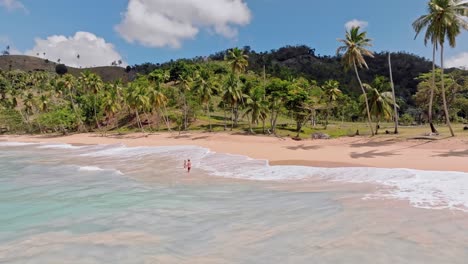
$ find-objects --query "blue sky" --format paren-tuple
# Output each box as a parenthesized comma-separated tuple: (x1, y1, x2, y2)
(0, 0, 467, 68)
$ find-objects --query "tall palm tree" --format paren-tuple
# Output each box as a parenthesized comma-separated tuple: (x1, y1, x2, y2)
(243, 86, 269, 134)
(125, 82, 150, 132)
(322, 80, 342, 129)
(79, 71, 103, 129)
(101, 82, 122, 130)
(148, 70, 171, 131)
(360, 83, 396, 135)
(413, 0, 467, 136)
(225, 48, 249, 75)
(176, 74, 192, 131)
(222, 74, 243, 130)
(337, 26, 375, 136)
(194, 70, 218, 132)
(388, 53, 399, 134)
(59, 74, 85, 131)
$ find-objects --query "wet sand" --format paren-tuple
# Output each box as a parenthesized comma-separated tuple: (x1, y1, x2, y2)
(2, 132, 467, 172)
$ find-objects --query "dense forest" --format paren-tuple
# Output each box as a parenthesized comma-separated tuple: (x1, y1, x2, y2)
(1, 44, 467, 137)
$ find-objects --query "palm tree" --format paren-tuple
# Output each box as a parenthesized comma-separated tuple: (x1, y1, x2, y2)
(101, 82, 122, 130)
(322, 80, 342, 129)
(58, 74, 85, 131)
(194, 70, 218, 132)
(125, 82, 150, 132)
(360, 83, 396, 135)
(148, 70, 171, 131)
(337, 26, 375, 136)
(176, 75, 192, 131)
(79, 71, 103, 129)
(225, 48, 249, 75)
(388, 53, 399, 134)
(222, 74, 243, 130)
(243, 86, 268, 134)
(413, 0, 467, 136)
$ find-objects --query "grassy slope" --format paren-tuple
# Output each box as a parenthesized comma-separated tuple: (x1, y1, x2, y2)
(0, 55, 131, 83)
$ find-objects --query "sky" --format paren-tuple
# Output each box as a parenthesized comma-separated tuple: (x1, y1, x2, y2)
(0, 0, 467, 68)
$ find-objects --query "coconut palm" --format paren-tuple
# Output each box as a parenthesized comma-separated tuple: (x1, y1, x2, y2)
(148, 70, 171, 131)
(125, 82, 150, 132)
(194, 70, 218, 132)
(322, 80, 342, 129)
(58, 74, 85, 131)
(79, 71, 103, 129)
(388, 53, 399, 134)
(176, 74, 193, 131)
(243, 86, 269, 134)
(222, 74, 243, 130)
(413, 0, 467, 136)
(337, 26, 375, 136)
(101, 82, 122, 129)
(360, 83, 396, 135)
(225, 48, 249, 75)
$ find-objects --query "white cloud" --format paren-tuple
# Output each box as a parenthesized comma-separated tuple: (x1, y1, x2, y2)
(445, 52, 468, 69)
(0, 0, 27, 13)
(25, 32, 126, 68)
(345, 19, 368, 30)
(115, 0, 252, 48)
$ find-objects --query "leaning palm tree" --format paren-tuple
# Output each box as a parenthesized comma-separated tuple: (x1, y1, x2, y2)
(337, 26, 375, 136)
(361, 83, 396, 135)
(388, 53, 399, 134)
(322, 80, 342, 129)
(413, 0, 467, 137)
(225, 47, 249, 75)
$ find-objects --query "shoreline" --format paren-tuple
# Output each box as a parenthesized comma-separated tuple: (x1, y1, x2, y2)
(1, 132, 468, 172)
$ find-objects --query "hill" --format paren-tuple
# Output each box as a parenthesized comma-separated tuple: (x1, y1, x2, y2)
(0, 55, 132, 83)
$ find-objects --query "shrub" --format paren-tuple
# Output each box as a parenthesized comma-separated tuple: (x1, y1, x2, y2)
(55, 64, 68, 75)
(37, 106, 77, 134)
(400, 113, 415, 126)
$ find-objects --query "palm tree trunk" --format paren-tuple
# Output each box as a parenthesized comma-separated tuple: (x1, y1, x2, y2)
(162, 105, 172, 131)
(429, 44, 438, 134)
(135, 109, 145, 133)
(388, 53, 399, 134)
(440, 44, 455, 137)
(354, 61, 375, 136)
(230, 106, 234, 131)
(183, 97, 188, 131)
(325, 103, 330, 129)
(207, 104, 212, 132)
(94, 95, 101, 130)
(223, 108, 227, 131)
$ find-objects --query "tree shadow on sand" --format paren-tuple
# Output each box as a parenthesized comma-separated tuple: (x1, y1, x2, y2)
(285, 144, 322, 151)
(349, 139, 397, 148)
(350, 150, 399, 159)
(432, 149, 468, 158)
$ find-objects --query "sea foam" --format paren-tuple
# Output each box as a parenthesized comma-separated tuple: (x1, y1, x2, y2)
(2, 141, 467, 212)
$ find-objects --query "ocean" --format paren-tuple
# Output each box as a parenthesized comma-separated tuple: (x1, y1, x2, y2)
(0, 142, 467, 263)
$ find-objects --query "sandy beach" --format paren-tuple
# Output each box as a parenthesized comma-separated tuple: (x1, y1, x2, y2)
(2, 132, 467, 172)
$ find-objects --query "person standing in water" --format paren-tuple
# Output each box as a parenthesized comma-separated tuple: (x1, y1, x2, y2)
(187, 159, 192, 173)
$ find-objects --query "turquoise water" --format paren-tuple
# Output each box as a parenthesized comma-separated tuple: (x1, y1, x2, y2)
(1, 142, 467, 263)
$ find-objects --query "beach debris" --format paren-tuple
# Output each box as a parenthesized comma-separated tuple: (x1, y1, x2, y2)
(311, 132, 330, 140)
(463, 126, 468, 131)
